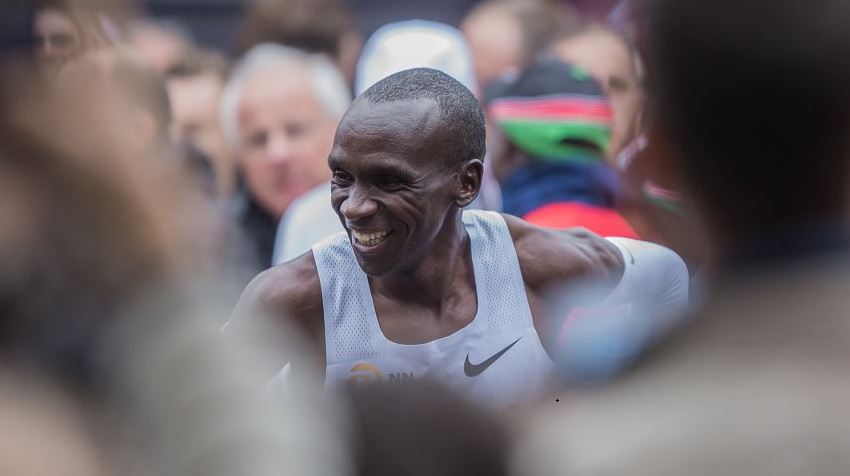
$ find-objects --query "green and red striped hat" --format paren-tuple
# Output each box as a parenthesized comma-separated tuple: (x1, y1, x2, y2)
(486, 58, 613, 162)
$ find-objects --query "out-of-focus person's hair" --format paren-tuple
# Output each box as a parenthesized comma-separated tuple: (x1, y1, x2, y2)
(346, 380, 510, 476)
(237, 0, 361, 83)
(219, 43, 350, 148)
(643, 0, 850, 243)
(462, 0, 578, 88)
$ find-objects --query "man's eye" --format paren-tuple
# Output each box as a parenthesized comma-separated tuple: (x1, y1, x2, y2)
(247, 131, 267, 148)
(286, 123, 307, 138)
(332, 171, 353, 185)
(377, 175, 405, 191)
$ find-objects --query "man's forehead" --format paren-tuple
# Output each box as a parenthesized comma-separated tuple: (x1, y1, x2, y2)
(332, 98, 451, 172)
(241, 66, 313, 103)
(339, 98, 442, 138)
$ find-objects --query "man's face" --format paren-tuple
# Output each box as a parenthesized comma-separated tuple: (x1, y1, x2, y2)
(237, 68, 337, 219)
(462, 6, 523, 91)
(33, 8, 82, 73)
(329, 99, 459, 277)
(552, 30, 643, 159)
(167, 73, 234, 195)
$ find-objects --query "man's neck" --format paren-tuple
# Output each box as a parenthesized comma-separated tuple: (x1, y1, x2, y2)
(371, 214, 474, 311)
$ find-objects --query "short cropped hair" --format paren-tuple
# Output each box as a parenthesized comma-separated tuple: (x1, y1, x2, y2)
(219, 43, 351, 148)
(361, 67, 486, 165)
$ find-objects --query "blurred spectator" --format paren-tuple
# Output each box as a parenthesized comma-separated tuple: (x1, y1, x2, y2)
(515, 0, 850, 473)
(461, 0, 577, 91)
(485, 57, 637, 237)
(127, 19, 192, 74)
(354, 20, 476, 95)
(221, 44, 350, 270)
(164, 48, 236, 197)
(272, 19, 501, 264)
(0, 67, 352, 476)
(32, 0, 113, 75)
(238, 0, 362, 86)
(0, 370, 108, 476)
(347, 380, 510, 476)
(549, 24, 643, 159)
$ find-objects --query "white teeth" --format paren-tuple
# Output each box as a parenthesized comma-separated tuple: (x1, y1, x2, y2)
(351, 230, 389, 246)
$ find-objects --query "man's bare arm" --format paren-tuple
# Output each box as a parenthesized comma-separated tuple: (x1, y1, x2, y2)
(503, 213, 625, 294)
(504, 213, 690, 380)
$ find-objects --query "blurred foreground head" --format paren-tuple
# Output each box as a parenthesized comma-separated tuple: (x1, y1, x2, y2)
(0, 69, 186, 380)
(0, 68, 350, 476)
(347, 380, 510, 476)
(644, 0, 850, 259)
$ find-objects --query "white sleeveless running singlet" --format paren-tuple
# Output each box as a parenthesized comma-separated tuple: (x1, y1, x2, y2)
(313, 210, 556, 406)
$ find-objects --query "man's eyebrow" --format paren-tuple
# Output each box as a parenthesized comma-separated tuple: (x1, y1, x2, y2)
(328, 155, 341, 168)
(369, 162, 418, 178)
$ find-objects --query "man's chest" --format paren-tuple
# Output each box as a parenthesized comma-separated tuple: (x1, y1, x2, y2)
(371, 293, 478, 345)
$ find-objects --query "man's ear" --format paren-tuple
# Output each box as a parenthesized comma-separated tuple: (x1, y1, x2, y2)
(455, 159, 484, 208)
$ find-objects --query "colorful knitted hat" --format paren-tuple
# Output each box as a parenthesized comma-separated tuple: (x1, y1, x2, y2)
(486, 57, 613, 162)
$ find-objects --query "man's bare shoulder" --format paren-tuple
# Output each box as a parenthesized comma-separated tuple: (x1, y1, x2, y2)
(501, 213, 625, 291)
(233, 252, 324, 332)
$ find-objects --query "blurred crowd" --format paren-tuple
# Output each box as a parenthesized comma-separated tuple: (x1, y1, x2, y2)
(2, 0, 850, 474)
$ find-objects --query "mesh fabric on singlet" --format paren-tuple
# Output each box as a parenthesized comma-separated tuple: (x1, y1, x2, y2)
(313, 210, 555, 406)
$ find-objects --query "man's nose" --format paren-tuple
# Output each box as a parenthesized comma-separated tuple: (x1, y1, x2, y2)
(265, 134, 293, 163)
(340, 186, 378, 221)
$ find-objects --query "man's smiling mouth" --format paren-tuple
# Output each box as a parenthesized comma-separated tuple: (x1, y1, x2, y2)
(351, 229, 393, 247)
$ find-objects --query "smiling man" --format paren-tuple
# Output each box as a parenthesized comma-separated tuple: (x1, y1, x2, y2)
(233, 68, 688, 405)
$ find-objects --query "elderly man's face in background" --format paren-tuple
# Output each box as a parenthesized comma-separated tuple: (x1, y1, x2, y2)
(236, 67, 337, 219)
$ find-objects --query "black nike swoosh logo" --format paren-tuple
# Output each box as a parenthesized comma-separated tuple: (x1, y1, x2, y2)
(464, 337, 522, 377)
